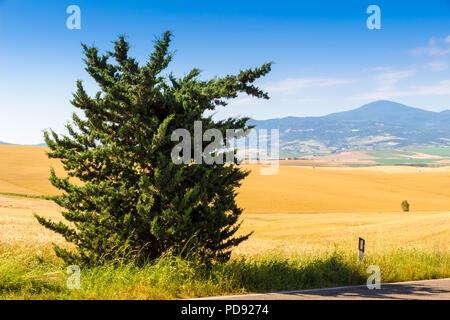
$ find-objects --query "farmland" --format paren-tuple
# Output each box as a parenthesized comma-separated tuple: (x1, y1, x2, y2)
(0, 145, 449, 299)
(1, 145, 450, 249)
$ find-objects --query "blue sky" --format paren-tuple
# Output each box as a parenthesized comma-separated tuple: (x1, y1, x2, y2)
(0, 0, 449, 144)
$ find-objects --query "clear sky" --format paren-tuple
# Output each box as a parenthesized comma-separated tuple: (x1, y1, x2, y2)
(0, 0, 449, 144)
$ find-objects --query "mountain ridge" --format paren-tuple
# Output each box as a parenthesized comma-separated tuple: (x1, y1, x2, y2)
(248, 100, 450, 155)
(0, 141, 47, 147)
(1, 101, 449, 154)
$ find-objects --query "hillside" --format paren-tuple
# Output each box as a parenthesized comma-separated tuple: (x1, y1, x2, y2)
(2, 145, 450, 213)
(248, 100, 450, 155)
(0, 145, 63, 195)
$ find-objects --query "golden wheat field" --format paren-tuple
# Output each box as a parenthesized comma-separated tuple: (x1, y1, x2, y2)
(0, 145, 449, 255)
(0, 145, 63, 196)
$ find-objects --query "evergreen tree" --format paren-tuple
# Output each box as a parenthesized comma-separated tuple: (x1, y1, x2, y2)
(35, 31, 272, 265)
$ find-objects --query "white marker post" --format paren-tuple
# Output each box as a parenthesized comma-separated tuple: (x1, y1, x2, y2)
(358, 237, 365, 261)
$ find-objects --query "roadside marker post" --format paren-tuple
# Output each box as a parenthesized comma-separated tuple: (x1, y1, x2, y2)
(358, 237, 365, 261)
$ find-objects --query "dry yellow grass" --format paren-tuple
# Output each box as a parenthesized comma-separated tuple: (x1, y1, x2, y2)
(0, 145, 448, 256)
(2, 145, 450, 213)
(1, 194, 448, 257)
(0, 145, 62, 196)
(0, 195, 66, 249)
(234, 211, 449, 256)
(238, 164, 450, 213)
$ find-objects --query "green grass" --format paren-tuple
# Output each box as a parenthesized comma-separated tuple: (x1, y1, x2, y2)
(373, 158, 439, 165)
(0, 192, 53, 200)
(1, 246, 448, 300)
(365, 148, 450, 166)
(366, 150, 414, 158)
(278, 152, 316, 158)
(403, 147, 450, 157)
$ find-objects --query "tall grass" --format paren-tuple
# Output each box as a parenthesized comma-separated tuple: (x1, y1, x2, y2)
(1, 246, 448, 300)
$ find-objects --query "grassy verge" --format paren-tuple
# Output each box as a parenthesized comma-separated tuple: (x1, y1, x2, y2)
(1, 246, 448, 300)
(0, 192, 53, 200)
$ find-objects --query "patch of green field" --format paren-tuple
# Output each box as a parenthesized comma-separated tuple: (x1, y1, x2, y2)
(279, 152, 313, 158)
(366, 150, 414, 158)
(1, 246, 448, 299)
(0, 192, 53, 200)
(373, 158, 439, 165)
(364, 148, 450, 166)
(403, 147, 450, 157)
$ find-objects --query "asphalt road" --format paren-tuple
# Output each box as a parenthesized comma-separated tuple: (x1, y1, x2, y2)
(199, 278, 450, 300)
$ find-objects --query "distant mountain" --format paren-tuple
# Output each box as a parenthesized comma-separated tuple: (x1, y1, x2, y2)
(2, 100, 449, 155)
(0, 141, 15, 145)
(248, 100, 450, 155)
(0, 141, 46, 146)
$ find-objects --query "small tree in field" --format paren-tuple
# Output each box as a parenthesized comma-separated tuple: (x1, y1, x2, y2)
(35, 31, 272, 265)
(401, 200, 410, 212)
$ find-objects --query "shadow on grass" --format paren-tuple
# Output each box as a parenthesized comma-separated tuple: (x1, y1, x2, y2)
(227, 254, 366, 293)
(10, 250, 445, 299)
(0, 279, 66, 296)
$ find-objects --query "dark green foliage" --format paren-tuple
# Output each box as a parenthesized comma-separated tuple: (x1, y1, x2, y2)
(35, 31, 272, 265)
(401, 200, 410, 212)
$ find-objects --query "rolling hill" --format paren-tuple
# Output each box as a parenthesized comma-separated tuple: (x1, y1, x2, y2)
(2, 145, 450, 213)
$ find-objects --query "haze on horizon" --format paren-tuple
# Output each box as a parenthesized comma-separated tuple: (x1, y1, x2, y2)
(0, 0, 449, 145)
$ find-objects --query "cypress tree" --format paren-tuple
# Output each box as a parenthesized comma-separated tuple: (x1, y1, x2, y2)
(35, 31, 272, 265)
